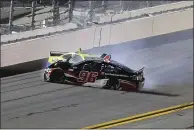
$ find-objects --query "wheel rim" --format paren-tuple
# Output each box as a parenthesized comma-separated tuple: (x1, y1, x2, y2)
(113, 82, 121, 90)
(104, 79, 120, 90)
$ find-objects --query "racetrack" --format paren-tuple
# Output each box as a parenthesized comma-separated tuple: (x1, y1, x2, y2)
(1, 29, 193, 128)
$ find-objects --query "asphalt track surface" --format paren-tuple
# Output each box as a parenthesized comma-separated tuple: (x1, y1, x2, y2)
(1, 29, 193, 128)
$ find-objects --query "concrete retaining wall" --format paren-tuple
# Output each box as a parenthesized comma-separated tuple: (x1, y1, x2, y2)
(153, 8, 193, 36)
(1, 23, 78, 43)
(1, 8, 193, 67)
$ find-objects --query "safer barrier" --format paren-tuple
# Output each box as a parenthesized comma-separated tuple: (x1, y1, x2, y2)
(1, 23, 78, 43)
(1, 8, 193, 68)
(153, 8, 193, 36)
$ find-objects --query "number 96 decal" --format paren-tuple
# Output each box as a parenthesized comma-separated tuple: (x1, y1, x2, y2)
(77, 71, 98, 83)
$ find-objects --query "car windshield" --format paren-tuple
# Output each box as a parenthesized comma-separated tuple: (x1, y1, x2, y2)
(85, 56, 102, 60)
(68, 54, 84, 64)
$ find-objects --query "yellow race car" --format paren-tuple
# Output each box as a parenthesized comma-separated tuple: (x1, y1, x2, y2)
(46, 48, 109, 67)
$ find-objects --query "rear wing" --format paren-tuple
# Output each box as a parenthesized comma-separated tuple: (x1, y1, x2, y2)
(137, 67, 145, 73)
(50, 51, 68, 56)
(133, 67, 145, 74)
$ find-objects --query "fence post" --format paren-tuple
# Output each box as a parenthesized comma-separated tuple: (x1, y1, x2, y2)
(68, 0, 75, 23)
(120, 0, 123, 12)
(102, 0, 108, 13)
(8, 0, 14, 34)
(56, 0, 60, 24)
(31, 1, 36, 30)
(89, 1, 94, 24)
(52, 0, 56, 26)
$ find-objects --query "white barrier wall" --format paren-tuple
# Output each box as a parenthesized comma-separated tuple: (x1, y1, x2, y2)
(1, 28, 96, 67)
(1, 8, 193, 67)
(153, 8, 193, 36)
(1, 23, 78, 43)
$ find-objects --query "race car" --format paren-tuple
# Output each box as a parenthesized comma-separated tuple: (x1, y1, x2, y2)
(46, 48, 109, 67)
(44, 53, 145, 91)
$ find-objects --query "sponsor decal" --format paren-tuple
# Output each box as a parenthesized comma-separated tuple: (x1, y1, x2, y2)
(77, 71, 98, 83)
(104, 73, 129, 77)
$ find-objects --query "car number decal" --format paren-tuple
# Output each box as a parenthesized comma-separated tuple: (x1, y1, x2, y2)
(77, 71, 98, 83)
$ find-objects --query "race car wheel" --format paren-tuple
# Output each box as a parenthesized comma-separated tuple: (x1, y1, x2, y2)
(50, 69, 65, 83)
(44, 73, 49, 82)
(104, 78, 121, 90)
(112, 79, 121, 90)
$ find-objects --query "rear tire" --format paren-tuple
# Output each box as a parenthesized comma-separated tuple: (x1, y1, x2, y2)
(103, 78, 121, 90)
(50, 69, 65, 83)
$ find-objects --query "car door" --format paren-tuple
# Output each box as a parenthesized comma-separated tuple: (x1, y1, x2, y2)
(75, 61, 101, 83)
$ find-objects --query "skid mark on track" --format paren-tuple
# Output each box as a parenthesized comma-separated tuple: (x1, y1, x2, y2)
(136, 90, 180, 97)
(1, 70, 44, 81)
(1, 85, 181, 117)
(1, 88, 121, 118)
(1, 80, 47, 93)
(6, 104, 79, 121)
(1, 78, 42, 88)
(1, 75, 42, 85)
(1, 85, 77, 103)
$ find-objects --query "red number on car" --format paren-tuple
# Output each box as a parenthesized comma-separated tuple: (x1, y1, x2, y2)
(77, 71, 98, 83)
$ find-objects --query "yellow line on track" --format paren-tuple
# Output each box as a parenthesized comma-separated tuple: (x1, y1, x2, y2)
(82, 102, 193, 129)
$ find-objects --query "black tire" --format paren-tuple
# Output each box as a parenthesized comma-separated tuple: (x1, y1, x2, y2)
(44, 73, 48, 82)
(50, 69, 65, 83)
(112, 79, 121, 90)
(104, 78, 121, 90)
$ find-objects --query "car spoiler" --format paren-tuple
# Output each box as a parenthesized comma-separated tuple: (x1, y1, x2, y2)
(134, 67, 145, 74)
(50, 51, 68, 56)
(137, 67, 145, 73)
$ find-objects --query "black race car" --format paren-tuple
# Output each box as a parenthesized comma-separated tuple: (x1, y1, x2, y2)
(44, 54, 145, 91)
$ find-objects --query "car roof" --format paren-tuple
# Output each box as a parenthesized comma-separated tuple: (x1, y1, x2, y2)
(110, 60, 134, 72)
(64, 52, 96, 57)
(72, 57, 103, 65)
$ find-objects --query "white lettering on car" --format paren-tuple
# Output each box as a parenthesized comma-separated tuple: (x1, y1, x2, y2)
(104, 73, 129, 77)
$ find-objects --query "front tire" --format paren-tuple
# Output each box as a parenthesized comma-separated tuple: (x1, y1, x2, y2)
(50, 69, 65, 83)
(44, 73, 49, 82)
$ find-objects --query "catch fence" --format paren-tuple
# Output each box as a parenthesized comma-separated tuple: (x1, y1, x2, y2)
(0, 0, 182, 35)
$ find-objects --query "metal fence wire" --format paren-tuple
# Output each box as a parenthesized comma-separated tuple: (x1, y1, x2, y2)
(1, 0, 183, 35)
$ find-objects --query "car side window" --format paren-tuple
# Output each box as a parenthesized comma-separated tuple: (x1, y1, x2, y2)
(91, 62, 102, 72)
(69, 55, 83, 64)
(103, 64, 115, 73)
(79, 62, 101, 72)
(103, 63, 122, 74)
